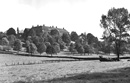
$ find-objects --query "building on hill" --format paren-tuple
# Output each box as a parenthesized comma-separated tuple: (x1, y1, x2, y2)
(31, 24, 69, 36)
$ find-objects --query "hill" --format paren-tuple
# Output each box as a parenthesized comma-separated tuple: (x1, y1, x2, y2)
(31, 25, 69, 36)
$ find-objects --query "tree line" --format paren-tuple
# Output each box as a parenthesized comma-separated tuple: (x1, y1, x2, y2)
(0, 7, 130, 61)
(0, 26, 102, 56)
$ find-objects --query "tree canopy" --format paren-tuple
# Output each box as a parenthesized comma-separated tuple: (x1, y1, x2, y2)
(13, 39, 22, 52)
(70, 31, 79, 42)
(100, 7, 130, 60)
(62, 33, 71, 45)
(6, 28, 16, 36)
(37, 42, 46, 55)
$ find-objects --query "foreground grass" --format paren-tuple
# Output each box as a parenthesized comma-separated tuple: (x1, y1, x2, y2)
(14, 67, 130, 83)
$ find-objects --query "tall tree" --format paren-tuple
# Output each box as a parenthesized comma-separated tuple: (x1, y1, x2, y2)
(79, 33, 88, 45)
(100, 7, 130, 60)
(7, 35, 16, 47)
(77, 45, 84, 55)
(62, 33, 71, 45)
(58, 40, 65, 50)
(46, 45, 55, 56)
(1, 37, 9, 46)
(47, 35, 55, 44)
(6, 28, 16, 36)
(28, 29, 36, 37)
(50, 29, 60, 37)
(31, 36, 40, 47)
(83, 44, 90, 55)
(70, 31, 79, 42)
(29, 43, 37, 55)
(0, 32, 6, 39)
(22, 28, 30, 40)
(87, 33, 98, 45)
(25, 40, 31, 53)
(17, 27, 19, 35)
(69, 43, 77, 55)
(37, 43, 46, 55)
(17, 27, 20, 38)
(0, 32, 7, 45)
(13, 39, 22, 53)
(52, 42, 60, 54)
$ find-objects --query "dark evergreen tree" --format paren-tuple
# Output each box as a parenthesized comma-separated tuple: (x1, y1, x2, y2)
(6, 28, 16, 36)
(22, 28, 30, 40)
(83, 44, 90, 55)
(70, 31, 79, 42)
(62, 33, 71, 45)
(46, 45, 55, 56)
(86, 33, 97, 45)
(28, 29, 36, 37)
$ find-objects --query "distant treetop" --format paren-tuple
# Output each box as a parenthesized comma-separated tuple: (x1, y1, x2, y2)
(6, 28, 16, 36)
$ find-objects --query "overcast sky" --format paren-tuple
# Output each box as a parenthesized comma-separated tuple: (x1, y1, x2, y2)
(0, 0, 130, 39)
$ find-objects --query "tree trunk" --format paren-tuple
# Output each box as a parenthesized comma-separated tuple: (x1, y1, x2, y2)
(117, 53, 120, 61)
(116, 42, 120, 61)
(118, 25, 122, 61)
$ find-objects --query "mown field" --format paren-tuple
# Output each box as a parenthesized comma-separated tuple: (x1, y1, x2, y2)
(0, 53, 130, 83)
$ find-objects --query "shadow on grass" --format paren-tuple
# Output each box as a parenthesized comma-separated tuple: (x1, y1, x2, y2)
(13, 67, 130, 83)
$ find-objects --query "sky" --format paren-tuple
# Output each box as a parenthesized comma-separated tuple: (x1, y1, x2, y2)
(0, 0, 130, 39)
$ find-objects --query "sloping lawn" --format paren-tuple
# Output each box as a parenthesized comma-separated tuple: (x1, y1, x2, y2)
(34, 67, 130, 83)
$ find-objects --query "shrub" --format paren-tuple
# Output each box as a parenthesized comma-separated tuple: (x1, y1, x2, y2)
(3, 46, 12, 51)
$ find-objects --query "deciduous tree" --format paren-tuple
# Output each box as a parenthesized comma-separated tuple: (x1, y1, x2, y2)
(100, 7, 130, 60)
(7, 35, 16, 47)
(46, 45, 55, 56)
(29, 43, 37, 55)
(62, 33, 71, 45)
(37, 43, 46, 55)
(13, 39, 22, 53)
(1, 37, 9, 46)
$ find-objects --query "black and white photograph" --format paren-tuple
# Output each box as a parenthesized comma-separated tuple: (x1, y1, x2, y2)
(1, 0, 130, 83)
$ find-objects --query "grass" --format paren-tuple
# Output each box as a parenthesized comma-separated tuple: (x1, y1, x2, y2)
(33, 67, 130, 83)
(13, 67, 130, 83)
(1, 53, 130, 83)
